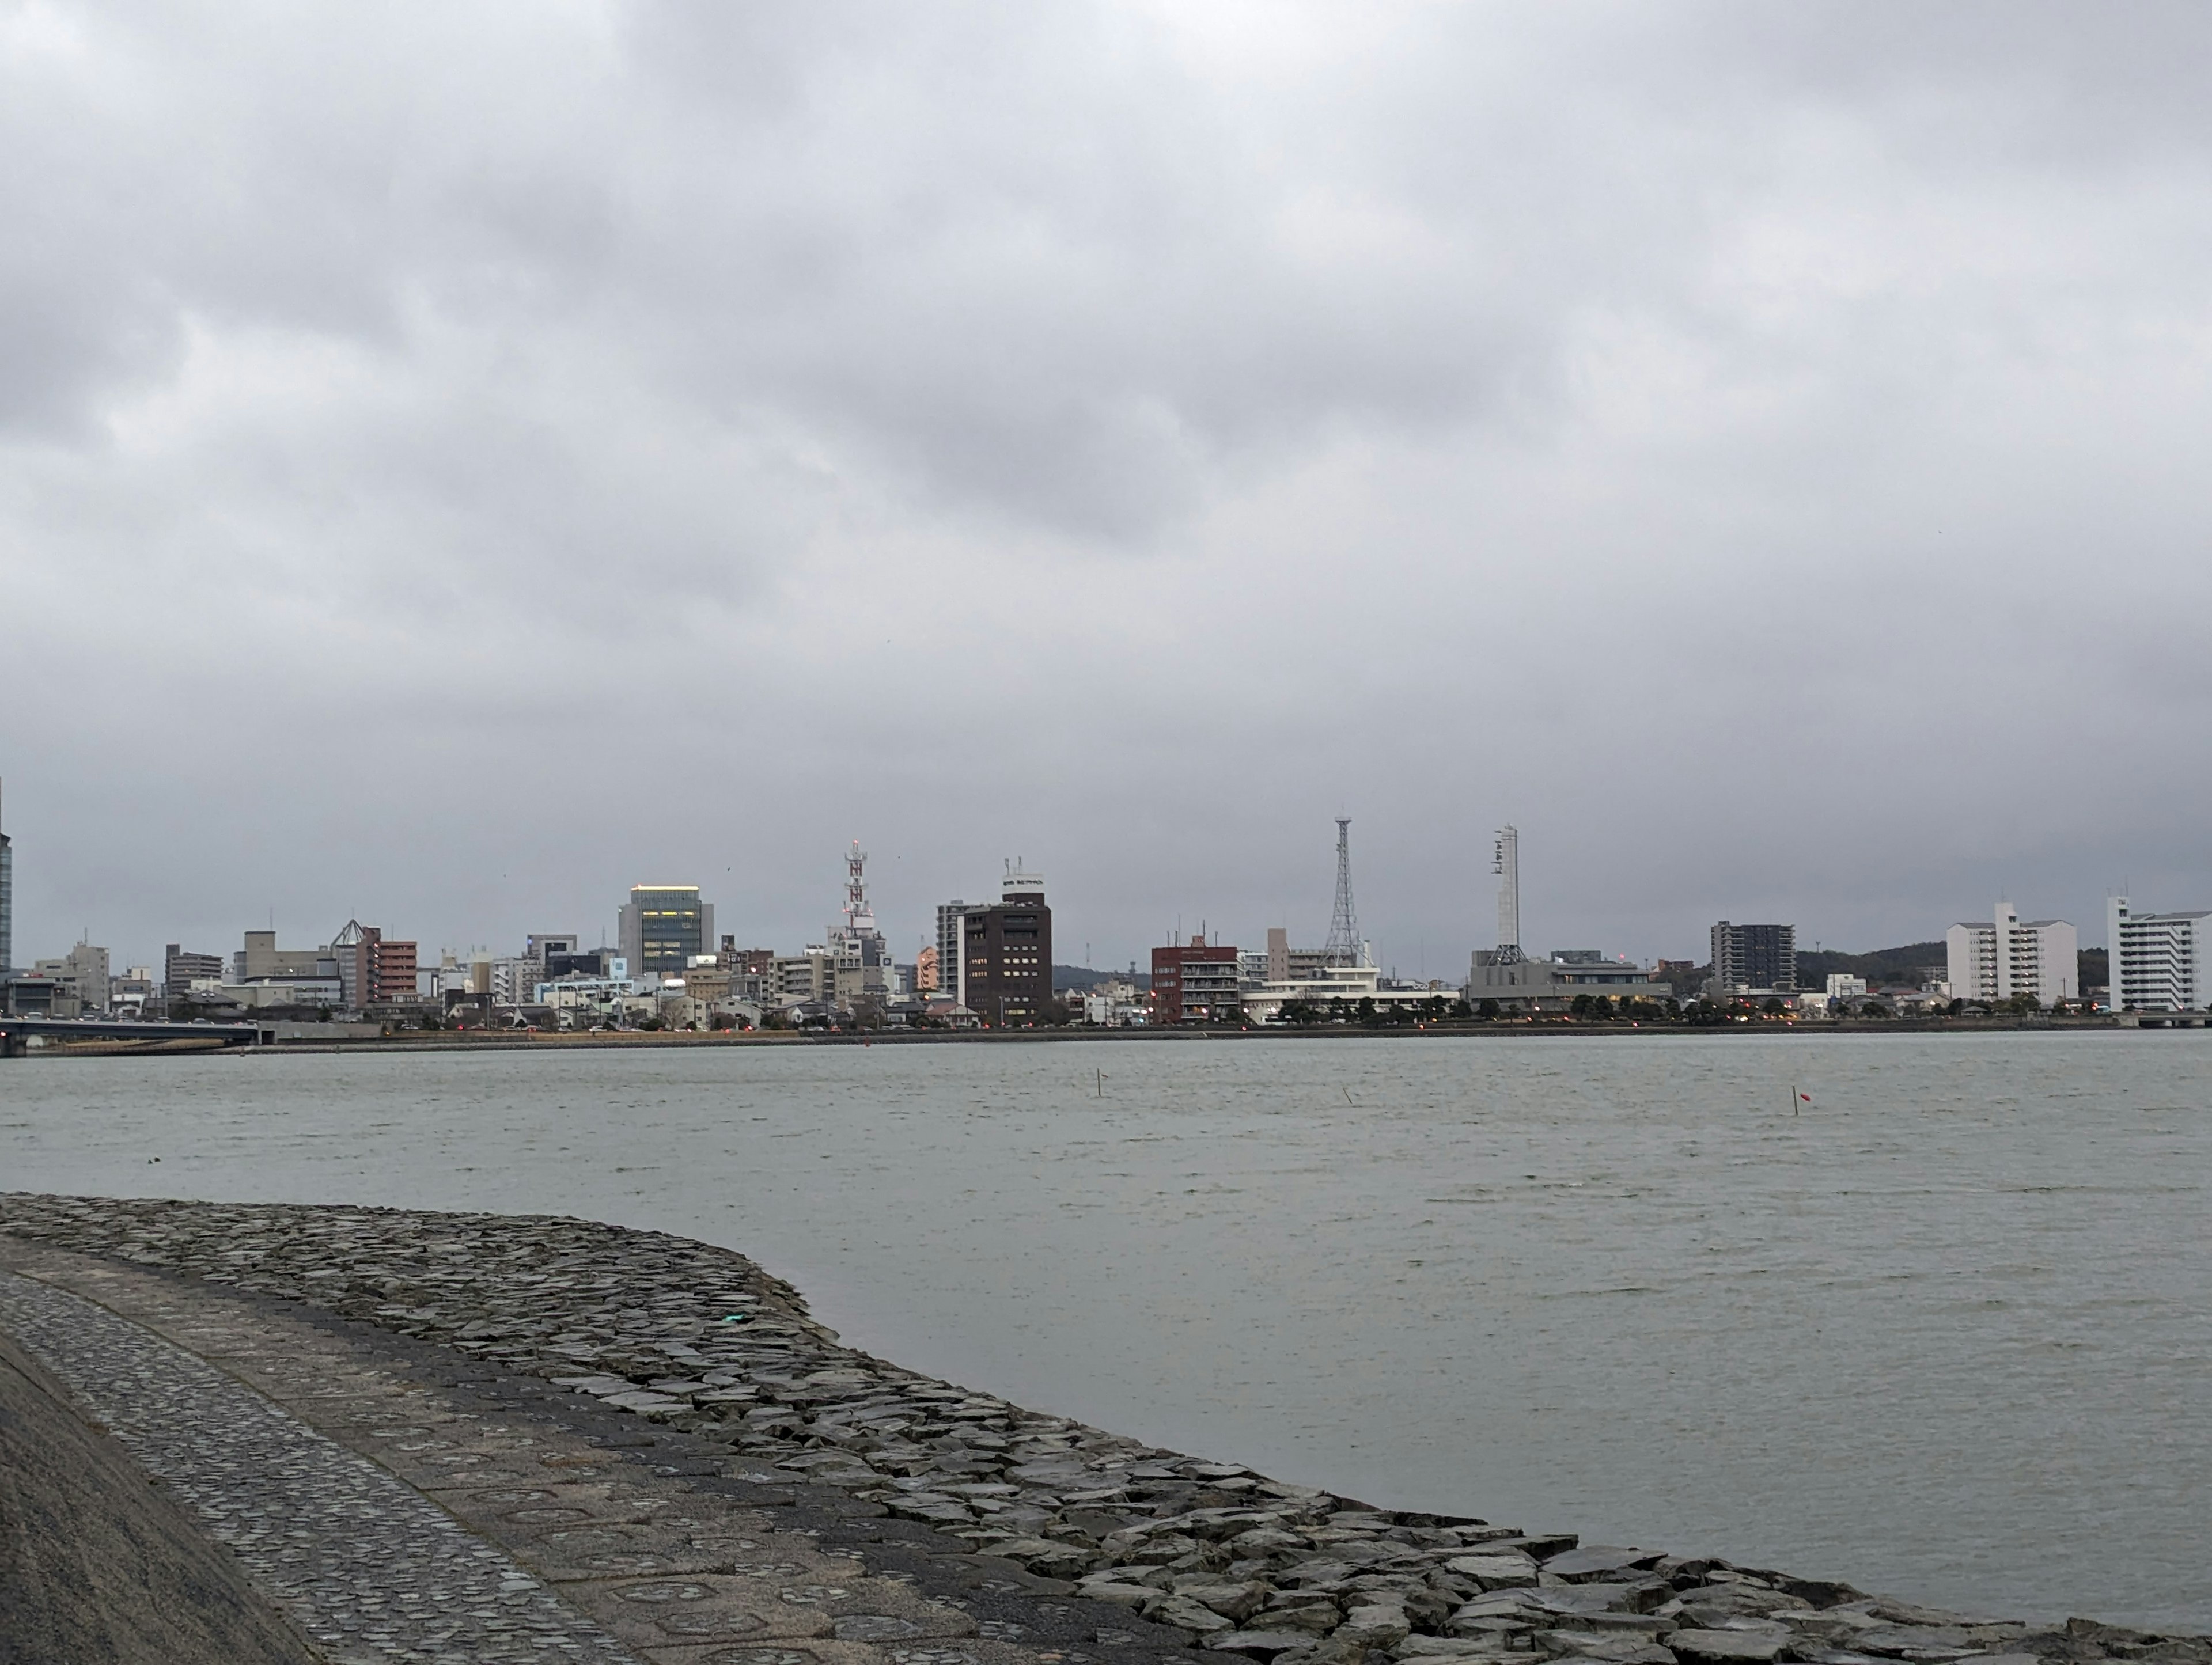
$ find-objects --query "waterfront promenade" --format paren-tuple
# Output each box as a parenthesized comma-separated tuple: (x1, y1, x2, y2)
(1, 1194, 2203, 1665)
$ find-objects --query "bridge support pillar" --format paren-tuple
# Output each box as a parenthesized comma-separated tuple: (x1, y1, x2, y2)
(1, 1035, 26, 1060)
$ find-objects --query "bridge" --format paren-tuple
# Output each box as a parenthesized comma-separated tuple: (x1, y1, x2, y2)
(0, 1017, 272, 1058)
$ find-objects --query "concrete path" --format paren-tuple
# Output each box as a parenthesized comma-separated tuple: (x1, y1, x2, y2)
(0, 1317, 320, 1664)
(0, 1239, 1150, 1665)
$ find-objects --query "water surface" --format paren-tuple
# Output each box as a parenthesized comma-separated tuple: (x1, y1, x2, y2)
(1, 1033, 2205, 1628)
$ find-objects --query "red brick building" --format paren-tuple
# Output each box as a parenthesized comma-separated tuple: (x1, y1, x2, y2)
(1150, 934, 1241, 1024)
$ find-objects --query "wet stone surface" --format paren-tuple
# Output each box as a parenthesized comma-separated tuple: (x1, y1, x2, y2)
(2, 1193, 2207, 1665)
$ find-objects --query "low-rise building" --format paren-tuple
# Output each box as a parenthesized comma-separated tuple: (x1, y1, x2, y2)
(111, 967, 158, 1014)
(1081, 978, 1147, 1027)
(31, 942, 111, 1012)
(1241, 959, 1462, 1022)
(1468, 950, 1666, 1013)
(221, 978, 343, 1010)
(233, 930, 330, 985)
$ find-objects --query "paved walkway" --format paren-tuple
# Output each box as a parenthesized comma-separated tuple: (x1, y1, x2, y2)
(0, 1239, 1141, 1665)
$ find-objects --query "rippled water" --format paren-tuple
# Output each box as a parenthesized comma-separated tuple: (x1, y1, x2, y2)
(1, 1033, 2206, 1629)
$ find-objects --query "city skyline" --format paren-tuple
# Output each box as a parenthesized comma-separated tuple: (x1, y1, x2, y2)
(0, 785, 2166, 987)
(5, 7, 2211, 976)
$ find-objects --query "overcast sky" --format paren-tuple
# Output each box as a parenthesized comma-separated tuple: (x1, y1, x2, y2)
(5, 1, 2210, 976)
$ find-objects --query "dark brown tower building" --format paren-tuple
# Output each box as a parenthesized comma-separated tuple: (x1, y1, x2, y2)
(960, 865, 1052, 1026)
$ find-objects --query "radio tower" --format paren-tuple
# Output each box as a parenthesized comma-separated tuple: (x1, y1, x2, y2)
(1324, 817, 1362, 966)
(843, 841, 876, 937)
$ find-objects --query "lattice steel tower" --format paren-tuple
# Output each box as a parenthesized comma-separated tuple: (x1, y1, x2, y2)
(843, 841, 875, 937)
(1324, 817, 1362, 966)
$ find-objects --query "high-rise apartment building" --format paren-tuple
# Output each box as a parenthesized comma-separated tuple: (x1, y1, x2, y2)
(329, 920, 420, 1008)
(935, 902, 971, 1004)
(959, 865, 1052, 1026)
(619, 887, 713, 976)
(1710, 921, 1797, 995)
(2107, 897, 2211, 1012)
(1947, 904, 2076, 1005)
(369, 935, 418, 1004)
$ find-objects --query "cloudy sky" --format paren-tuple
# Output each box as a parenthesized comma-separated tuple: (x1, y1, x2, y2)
(5, 1, 2209, 976)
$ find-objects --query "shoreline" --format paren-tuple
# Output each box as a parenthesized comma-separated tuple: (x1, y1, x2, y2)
(11, 1016, 2160, 1058)
(1, 1192, 2204, 1660)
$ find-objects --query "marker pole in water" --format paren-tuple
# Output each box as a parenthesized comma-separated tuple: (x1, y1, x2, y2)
(1793, 1083, 1801, 1116)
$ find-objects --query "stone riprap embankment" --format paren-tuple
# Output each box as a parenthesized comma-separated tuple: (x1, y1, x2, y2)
(0, 1194, 2201, 1665)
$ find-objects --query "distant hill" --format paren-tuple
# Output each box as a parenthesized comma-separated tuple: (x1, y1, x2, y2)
(1053, 964, 1151, 993)
(1796, 942, 1946, 989)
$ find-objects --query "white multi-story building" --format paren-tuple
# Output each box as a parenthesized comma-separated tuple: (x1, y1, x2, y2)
(488, 957, 535, 1005)
(1946, 904, 2077, 1006)
(2107, 897, 2211, 1012)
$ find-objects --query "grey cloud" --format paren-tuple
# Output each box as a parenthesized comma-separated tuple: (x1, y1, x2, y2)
(5, 1, 2212, 970)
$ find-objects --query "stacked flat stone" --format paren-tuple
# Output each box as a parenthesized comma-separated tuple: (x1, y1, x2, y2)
(1, 1194, 2200, 1665)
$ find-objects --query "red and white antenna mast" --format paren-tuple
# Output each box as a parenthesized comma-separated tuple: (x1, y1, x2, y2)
(844, 841, 875, 936)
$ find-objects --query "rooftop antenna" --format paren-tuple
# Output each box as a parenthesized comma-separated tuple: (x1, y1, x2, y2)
(1324, 817, 1361, 967)
(1493, 825, 1524, 964)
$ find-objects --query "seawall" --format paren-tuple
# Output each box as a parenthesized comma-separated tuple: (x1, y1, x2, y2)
(1, 1193, 2203, 1665)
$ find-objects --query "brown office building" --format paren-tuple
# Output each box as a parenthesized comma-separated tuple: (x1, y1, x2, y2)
(960, 868, 1052, 1026)
(1151, 934, 1241, 1023)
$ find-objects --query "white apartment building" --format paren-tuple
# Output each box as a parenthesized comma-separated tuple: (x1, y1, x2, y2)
(488, 957, 535, 1005)
(2107, 897, 2211, 1012)
(1946, 904, 2077, 1006)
